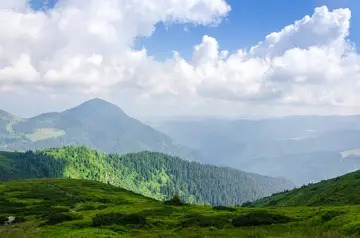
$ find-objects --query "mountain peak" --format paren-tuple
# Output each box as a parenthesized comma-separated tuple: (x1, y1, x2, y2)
(83, 98, 114, 106)
(64, 98, 127, 118)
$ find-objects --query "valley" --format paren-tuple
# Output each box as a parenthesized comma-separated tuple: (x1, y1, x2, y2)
(157, 117, 360, 185)
(2, 1, 360, 237)
(1, 99, 360, 237)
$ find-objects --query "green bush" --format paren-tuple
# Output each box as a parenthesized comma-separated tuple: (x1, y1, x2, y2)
(92, 213, 146, 227)
(0, 216, 7, 225)
(46, 213, 82, 225)
(213, 206, 236, 212)
(241, 201, 254, 208)
(97, 205, 107, 210)
(181, 214, 229, 228)
(232, 211, 292, 227)
(321, 210, 344, 222)
(164, 194, 184, 206)
(268, 200, 278, 206)
(76, 204, 96, 211)
(14, 216, 26, 223)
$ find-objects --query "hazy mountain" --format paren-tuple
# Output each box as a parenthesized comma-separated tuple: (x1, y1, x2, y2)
(0, 110, 15, 132)
(0, 146, 294, 205)
(157, 116, 360, 185)
(242, 151, 360, 185)
(0, 98, 191, 158)
(0, 110, 10, 134)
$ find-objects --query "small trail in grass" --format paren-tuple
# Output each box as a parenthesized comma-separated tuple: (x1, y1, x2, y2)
(40, 180, 75, 198)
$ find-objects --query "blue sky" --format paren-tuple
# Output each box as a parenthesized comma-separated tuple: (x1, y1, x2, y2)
(140, 0, 360, 59)
(31, 0, 359, 60)
(0, 0, 357, 118)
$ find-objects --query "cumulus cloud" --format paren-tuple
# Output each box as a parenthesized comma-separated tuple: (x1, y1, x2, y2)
(185, 6, 360, 107)
(0, 1, 359, 117)
(249, 7, 351, 57)
(0, 0, 230, 92)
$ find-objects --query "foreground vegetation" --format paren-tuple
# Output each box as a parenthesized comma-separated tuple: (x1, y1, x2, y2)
(0, 146, 292, 205)
(0, 178, 359, 237)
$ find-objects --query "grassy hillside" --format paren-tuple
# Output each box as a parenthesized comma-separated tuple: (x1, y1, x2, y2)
(0, 146, 293, 206)
(0, 178, 359, 237)
(249, 170, 360, 207)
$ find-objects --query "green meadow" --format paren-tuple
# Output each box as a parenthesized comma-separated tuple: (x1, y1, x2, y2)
(0, 178, 359, 238)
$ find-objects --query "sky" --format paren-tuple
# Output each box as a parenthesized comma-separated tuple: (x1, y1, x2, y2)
(0, 0, 359, 120)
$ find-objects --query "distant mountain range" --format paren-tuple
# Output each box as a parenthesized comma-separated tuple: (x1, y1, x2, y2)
(2, 98, 360, 186)
(157, 116, 360, 185)
(0, 146, 294, 205)
(0, 98, 191, 159)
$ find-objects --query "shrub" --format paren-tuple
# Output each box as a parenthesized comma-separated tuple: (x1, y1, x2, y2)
(46, 213, 82, 225)
(268, 200, 278, 206)
(76, 204, 96, 211)
(241, 201, 254, 208)
(95, 198, 111, 203)
(92, 213, 146, 227)
(232, 211, 292, 227)
(14, 216, 26, 223)
(164, 194, 184, 206)
(181, 214, 229, 228)
(46, 213, 73, 225)
(97, 205, 107, 210)
(213, 206, 237, 212)
(321, 210, 344, 222)
(0, 216, 7, 225)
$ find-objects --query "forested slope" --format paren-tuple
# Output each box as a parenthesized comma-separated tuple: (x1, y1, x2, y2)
(0, 146, 293, 205)
(248, 170, 360, 207)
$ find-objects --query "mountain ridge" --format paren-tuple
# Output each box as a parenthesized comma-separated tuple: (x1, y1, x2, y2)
(0, 98, 192, 159)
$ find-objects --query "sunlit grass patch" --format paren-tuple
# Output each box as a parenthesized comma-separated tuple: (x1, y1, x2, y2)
(25, 128, 65, 142)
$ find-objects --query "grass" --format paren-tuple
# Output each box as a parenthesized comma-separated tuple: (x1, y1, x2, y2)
(0, 178, 359, 237)
(25, 128, 65, 142)
(249, 170, 360, 207)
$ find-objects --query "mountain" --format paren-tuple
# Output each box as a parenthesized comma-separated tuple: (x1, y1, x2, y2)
(0, 110, 22, 146)
(248, 170, 360, 207)
(1, 178, 359, 237)
(156, 116, 360, 185)
(0, 146, 293, 206)
(241, 151, 360, 185)
(0, 98, 191, 158)
(0, 110, 10, 137)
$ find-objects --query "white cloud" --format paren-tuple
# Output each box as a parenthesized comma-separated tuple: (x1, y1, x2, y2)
(183, 6, 360, 108)
(0, 54, 39, 87)
(0, 2, 359, 117)
(249, 6, 351, 57)
(0, 0, 28, 10)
